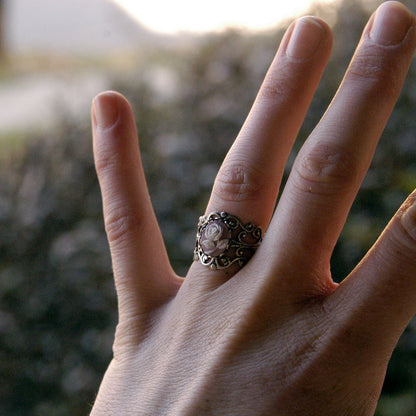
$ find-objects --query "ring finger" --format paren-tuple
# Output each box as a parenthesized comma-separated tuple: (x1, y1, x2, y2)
(191, 16, 333, 277)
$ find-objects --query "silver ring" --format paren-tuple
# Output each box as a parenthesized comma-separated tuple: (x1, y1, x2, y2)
(193, 212, 263, 270)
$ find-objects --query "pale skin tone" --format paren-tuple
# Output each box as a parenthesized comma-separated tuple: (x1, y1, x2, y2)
(90, 2, 416, 415)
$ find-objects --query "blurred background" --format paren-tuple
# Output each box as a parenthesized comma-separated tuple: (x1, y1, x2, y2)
(0, 0, 416, 414)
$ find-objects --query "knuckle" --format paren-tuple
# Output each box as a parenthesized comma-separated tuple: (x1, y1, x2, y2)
(104, 205, 142, 246)
(345, 46, 403, 95)
(293, 143, 357, 196)
(258, 59, 306, 104)
(94, 146, 119, 178)
(347, 51, 384, 83)
(259, 74, 294, 104)
(213, 162, 267, 203)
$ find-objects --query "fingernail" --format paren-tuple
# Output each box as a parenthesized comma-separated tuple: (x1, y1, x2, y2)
(401, 200, 416, 240)
(286, 17, 326, 59)
(92, 92, 119, 129)
(370, 2, 413, 46)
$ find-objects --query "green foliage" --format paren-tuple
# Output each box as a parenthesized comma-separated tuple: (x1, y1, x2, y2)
(1, 0, 416, 413)
(0, 127, 115, 414)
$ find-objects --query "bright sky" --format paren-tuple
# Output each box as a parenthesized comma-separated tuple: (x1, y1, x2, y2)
(112, 0, 337, 34)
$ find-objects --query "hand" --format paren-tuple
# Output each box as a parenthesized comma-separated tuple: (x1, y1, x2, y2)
(90, 2, 416, 415)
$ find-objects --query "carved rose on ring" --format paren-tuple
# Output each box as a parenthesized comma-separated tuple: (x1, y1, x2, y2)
(200, 220, 231, 257)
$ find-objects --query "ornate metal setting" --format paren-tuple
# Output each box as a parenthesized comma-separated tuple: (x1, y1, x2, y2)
(194, 212, 263, 270)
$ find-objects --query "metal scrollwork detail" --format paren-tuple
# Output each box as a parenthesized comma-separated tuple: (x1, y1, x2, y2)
(194, 212, 263, 270)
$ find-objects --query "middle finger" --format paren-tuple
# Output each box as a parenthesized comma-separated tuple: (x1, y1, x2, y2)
(268, 2, 416, 289)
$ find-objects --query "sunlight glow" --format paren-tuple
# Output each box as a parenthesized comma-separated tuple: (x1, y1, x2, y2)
(112, 0, 337, 34)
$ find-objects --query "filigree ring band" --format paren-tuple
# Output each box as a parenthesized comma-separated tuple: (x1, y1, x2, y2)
(194, 212, 263, 270)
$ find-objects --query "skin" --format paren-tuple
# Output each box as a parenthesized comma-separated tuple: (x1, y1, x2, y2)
(90, 2, 416, 415)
